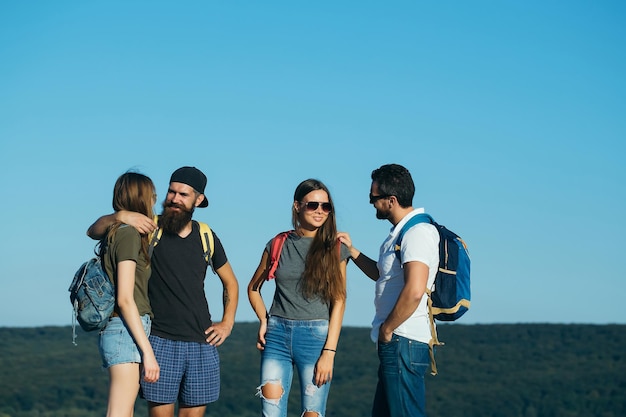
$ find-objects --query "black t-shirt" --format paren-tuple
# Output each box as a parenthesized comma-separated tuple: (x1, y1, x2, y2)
(149, 221, 228, 343)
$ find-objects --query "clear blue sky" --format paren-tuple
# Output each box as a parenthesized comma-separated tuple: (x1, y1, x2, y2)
(1, 1, 624, 328)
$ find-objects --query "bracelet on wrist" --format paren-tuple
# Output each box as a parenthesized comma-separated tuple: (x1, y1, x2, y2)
(322, 348, 336, 353)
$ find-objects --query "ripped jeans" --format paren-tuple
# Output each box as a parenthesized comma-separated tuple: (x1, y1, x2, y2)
(257, 316, 330, 417)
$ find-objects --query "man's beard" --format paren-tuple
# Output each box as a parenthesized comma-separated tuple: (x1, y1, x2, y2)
(375, 207, 390, 220)
(159, 202, 194, 234)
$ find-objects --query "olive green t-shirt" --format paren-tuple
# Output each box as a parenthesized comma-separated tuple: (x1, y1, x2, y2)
(103, 224, 152, 318)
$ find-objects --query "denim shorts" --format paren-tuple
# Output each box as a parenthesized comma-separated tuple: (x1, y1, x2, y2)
(140, 335, 220, 406)
(98, 314, 151, 368)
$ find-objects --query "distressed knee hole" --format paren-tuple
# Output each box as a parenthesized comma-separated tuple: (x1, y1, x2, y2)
(304, 383, 319, 396)
(302, 411, 322, 417)
(256, 381, 284, 405)
(261, 381, 284, 399)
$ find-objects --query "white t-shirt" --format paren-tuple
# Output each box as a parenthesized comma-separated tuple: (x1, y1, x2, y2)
(370, 208, 440, 344)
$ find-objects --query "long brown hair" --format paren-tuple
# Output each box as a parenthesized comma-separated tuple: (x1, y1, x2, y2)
(105, 172, 155, 262)
(292, 179, 346, 304)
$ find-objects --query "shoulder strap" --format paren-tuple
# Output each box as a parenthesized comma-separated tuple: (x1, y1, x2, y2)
(197, 221, 215, 273)
(267, 231, 292, 280)
(148, 215, 162, 259)
(147, 216, 215, 272)
(394, 213, 434, 258)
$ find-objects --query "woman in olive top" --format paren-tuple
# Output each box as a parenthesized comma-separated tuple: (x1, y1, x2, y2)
(99, 172, 159, 417)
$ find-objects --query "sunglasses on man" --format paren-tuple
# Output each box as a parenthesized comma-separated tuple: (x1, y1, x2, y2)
(369, 194, 392, 204)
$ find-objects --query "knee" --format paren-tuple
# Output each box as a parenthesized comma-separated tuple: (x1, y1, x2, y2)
(302, 412, 321, 417)
(262, 381, 283, 399)
(256, 381, 284, 403)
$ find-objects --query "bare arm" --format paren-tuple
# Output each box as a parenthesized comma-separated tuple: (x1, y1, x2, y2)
(337, 232, 379, 281)
(86, 213, 118, 240)
(314, 258, 347, 387)
(247, 250, 270, 351)
(115, 260, 159, 382)
(87, 211, 156, 240)
(204, 261, 239, 346)
(378, 261, 429, 342)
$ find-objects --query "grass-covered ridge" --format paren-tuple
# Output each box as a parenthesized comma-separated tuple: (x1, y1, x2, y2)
(0, 323, 624, 417)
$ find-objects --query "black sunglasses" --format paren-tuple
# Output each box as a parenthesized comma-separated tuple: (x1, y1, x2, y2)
(301, 201, 333, 213)
(369, 193, 391, 204)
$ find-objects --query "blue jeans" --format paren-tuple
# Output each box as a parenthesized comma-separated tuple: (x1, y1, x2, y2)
(258, 316, 331, 417)
(372, 334, 430, 417)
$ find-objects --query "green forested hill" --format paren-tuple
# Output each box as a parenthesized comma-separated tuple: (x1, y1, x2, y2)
(0, 323, 624, 417)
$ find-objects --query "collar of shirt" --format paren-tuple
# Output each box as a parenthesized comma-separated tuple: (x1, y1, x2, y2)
(389, 208, 426, 237)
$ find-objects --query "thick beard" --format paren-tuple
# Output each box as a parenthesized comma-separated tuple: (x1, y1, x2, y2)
(375, 208, 390, 220)
(159, 202, 194, 234)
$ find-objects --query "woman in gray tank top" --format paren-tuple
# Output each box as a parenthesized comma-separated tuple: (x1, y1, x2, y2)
(248, 178, 350, 417)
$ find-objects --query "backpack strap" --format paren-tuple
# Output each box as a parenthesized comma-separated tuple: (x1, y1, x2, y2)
(394, 212, 443, 376)
(425, 293, 442, 375)
(394, 213, 433, 257)
(148, 229, 162, 259)
(148, 215, 161, 258)
(198, 221, 215, 273)
(267, 231, 292, 280)
(148, 216, 215, 273)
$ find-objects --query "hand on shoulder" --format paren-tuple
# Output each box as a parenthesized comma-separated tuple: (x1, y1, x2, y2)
(117, 210, 157, 235)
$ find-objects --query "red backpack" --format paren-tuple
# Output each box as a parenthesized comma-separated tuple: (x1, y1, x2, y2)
(267, 231, 292, 280)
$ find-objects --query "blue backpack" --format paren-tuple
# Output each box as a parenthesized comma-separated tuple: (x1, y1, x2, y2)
(395, 213, 471, 374)
(68, 253, 115, 344)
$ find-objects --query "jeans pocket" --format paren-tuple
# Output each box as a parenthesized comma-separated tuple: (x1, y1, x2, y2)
(267, 316, 280, 330)
(377, 332, 399, 347)
(408, 340, 430, 376)
(307, 323, 329, 342)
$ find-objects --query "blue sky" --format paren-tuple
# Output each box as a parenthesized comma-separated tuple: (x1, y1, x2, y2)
(1, 1, 624, 328)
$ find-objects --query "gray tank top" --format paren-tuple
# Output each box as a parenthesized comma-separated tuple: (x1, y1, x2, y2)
(266, 232, 349, 320)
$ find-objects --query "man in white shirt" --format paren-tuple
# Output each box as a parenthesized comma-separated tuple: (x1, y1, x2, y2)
(339, 163, 439, 417)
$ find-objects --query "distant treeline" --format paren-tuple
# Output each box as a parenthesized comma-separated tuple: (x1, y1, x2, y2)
(0, 323, 624, 417)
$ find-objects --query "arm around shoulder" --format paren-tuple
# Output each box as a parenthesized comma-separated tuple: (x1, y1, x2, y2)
(86, 213, 118, 240)
(86, 211, 156, 240)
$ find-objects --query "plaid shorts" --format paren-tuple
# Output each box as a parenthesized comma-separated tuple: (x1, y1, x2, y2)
(140, 335, 220, 406)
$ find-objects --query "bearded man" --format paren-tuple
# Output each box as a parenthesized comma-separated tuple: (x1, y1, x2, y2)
(338, 164, 439, 417)
(87, 166, 239, 417)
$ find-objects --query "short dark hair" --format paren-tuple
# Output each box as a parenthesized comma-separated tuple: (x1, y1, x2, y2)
(371, 164, 415, 208)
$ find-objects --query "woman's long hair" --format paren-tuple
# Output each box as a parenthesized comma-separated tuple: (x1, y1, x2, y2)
(292, 179, 346, 305)
(104, 172, 155, 262)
